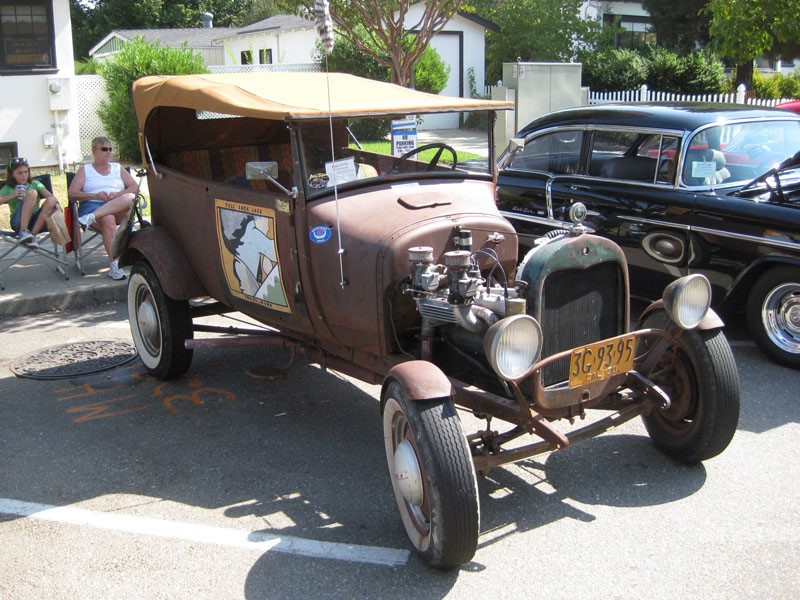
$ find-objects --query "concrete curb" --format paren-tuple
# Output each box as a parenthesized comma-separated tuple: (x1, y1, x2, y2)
(0, 280, 127, 319)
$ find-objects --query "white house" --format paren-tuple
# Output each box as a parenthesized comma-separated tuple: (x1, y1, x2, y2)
(404, 4, 498, 129)
(0, 0, 81, 170)
(211, 14, 318, 67)
(88, 14, 319, 68)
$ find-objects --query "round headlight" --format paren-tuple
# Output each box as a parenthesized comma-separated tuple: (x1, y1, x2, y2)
(662, 273, 712, 329)
(483, 314, 543, 381)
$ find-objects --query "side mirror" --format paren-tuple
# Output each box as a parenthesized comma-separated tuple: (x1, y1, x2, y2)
(498, 138, 525, 170)
(246, 161, 280, 180)
(246, 161, 297, 199)
(507, 138, 525, 154)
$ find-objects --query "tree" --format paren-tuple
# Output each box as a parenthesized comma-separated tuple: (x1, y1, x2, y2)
(641, 0, 710, 53)
(472, 0, 597, 85)
(706, 0, 800, 88)
(291, 1, 468, 87)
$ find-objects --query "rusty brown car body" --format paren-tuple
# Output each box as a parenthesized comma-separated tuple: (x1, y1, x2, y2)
(122, 73, 740, 568)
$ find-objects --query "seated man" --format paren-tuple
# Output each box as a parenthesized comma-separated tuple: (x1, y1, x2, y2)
(68, 136, 137, 280)
(0, 157, 60, 249)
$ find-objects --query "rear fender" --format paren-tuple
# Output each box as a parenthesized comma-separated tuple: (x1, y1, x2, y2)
(381, 361, 453, 410)
(637, 299, 725, 331)
(119, 227, 207, 300)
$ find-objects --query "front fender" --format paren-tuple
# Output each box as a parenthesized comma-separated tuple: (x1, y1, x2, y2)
(381, 361, 453, 409)
(636, 299, 725, 331)
(119, 226, 207, 300)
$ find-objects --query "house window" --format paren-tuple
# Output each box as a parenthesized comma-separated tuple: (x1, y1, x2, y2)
(603, 14, 656, 50)
(241, 50, 253, 65)
(259, 48, 272, 64)
(0, 0, 55, 72)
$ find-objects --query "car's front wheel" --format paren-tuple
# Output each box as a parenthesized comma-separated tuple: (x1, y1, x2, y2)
(128, 261, 193, 379)
(638, 310, 740, 463)
(747, 266, 800, 368)
(382, 381, 479, 568)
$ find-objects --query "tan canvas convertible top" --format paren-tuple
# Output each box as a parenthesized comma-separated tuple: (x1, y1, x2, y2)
(131, 72, 514, 128)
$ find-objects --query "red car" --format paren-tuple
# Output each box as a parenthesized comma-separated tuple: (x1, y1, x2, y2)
(776, 99, 800, 115)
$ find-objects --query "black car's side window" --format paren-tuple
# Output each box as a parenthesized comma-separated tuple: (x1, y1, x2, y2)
(590, 130, 680, 184)
(509, 130, 584, 174)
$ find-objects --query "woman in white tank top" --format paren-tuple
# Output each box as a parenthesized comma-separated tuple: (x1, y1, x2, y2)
(67, 136, 138, 280)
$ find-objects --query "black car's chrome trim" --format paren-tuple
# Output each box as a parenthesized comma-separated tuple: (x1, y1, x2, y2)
(500, 210, 572, 231)
(545, 178, 554, 220)
(690, 224, 800, 252)
(619, 215, 800, 251)
(618, 215, 691, 231)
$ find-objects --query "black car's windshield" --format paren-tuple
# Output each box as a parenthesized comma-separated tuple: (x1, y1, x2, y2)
(682, 120, 800, 187)
(299, 116, 491, 198)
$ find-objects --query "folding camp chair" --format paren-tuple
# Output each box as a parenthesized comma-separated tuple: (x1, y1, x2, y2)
(64, 169, 149, 275)
(64, 171, 105, 275)
(0, 174, 69, 290)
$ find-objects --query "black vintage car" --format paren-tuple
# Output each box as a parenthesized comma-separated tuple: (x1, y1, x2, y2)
(497, 103, 800, 368)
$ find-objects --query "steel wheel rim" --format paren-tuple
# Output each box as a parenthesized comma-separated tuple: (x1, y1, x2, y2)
(132, 275, 162, 363)
(390, 407, 431, 536)
(762, 282, 800, 354)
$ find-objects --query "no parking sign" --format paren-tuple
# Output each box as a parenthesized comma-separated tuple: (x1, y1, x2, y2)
(391, 117, 417, 156)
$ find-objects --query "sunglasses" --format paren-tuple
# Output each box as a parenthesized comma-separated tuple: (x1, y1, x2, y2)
(8, 157, 28, 168)
(96, 146, 113, 152)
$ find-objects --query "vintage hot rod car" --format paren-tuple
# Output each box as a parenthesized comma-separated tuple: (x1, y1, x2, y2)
(122, 73, 740, 568)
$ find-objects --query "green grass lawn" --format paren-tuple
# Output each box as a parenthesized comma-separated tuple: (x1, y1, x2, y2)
(357, 140, 480, 163)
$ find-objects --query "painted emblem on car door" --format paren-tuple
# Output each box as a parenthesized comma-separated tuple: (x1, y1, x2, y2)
(215, 199, 290, 312)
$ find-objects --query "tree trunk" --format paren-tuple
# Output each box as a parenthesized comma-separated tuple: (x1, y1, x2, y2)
(735, 61, 754, 90)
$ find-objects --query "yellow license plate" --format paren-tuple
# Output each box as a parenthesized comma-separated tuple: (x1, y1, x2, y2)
(568, 334, 636, 388)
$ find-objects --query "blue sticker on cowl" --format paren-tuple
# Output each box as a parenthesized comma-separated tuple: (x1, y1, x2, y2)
(309, 226, 332, 244)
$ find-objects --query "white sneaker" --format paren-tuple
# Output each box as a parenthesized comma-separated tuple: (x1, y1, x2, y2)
(25, 236, 39, 249)
(78, 212, 96, 230)
(17, 230, 33, 244)
(107, 260, 126, 280)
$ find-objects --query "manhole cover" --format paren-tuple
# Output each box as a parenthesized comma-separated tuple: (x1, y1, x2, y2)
(11, 340, 139, 380)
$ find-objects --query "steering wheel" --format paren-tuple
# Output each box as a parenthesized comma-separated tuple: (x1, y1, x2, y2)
(389, 143, 458, 174)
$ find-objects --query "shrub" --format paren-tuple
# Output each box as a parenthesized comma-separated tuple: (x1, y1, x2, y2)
(97, 37, 207, 161)
(463, 67, 488, 131)
(581, 47, 728, 94)
(580, 48, 647, 91)
(645, 46, 684, 91)
(676, 51, 728, 94)
(75, 58, 99, 75)
(753, 70, 800, 99)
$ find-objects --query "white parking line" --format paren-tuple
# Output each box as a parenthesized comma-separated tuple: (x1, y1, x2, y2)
(0, 498, 409, 568)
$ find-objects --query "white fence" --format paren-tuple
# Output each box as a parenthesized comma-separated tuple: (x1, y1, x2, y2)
(589, 83, 793, 107)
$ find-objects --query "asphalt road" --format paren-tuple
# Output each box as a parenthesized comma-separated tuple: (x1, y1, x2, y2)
(0, 304, 798, 599)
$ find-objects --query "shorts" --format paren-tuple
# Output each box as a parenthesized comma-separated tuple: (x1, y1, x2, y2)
(78, 200, 105, 219)
(10, 204, 45, 233)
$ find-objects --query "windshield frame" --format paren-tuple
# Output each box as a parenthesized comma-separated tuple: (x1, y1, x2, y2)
(297, 114, 496, 200)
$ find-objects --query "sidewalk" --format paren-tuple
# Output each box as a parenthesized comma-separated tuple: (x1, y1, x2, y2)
(0, 245, 126, 320)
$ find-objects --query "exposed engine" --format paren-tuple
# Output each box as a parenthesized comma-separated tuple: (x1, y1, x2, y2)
(404, 228, 543, 386)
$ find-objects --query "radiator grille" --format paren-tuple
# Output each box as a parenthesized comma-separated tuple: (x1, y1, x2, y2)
(541, 261, 624, 386)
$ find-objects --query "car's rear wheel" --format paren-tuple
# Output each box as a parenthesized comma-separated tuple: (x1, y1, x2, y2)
(128, 261, 193, 379)
(382, 380, 479, 568)
(747, 266, 800, 368)
(638, 310, 740, 463)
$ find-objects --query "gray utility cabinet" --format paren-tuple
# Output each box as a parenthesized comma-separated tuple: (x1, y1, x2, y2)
(502, 62, 583, 133)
